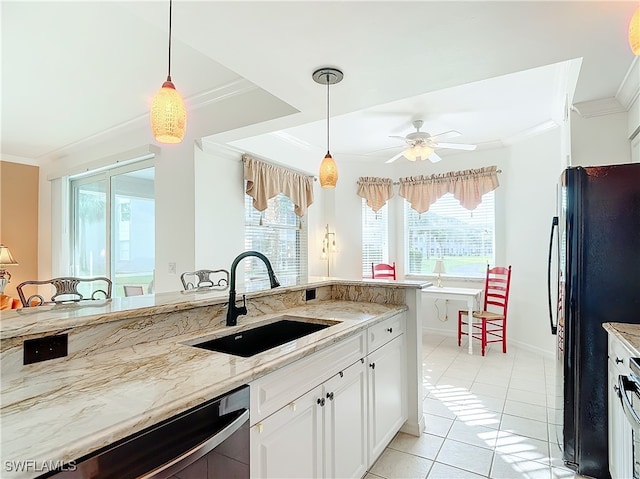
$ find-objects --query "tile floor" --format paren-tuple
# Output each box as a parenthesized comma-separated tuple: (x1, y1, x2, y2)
(364, 334, 591, 479)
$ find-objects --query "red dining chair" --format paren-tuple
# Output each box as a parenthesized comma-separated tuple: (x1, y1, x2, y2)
(458, 265, 512, 356)
(372, 262, 396, 280)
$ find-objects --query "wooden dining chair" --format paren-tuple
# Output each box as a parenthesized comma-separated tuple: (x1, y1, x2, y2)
(457, 265, 512, 356)
(371, 262, 396, 280)
(17, 276, 112, 307)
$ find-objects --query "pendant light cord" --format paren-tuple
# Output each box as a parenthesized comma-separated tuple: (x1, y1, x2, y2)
(167, 0, 173, 81)
(326, 73, 330, 153)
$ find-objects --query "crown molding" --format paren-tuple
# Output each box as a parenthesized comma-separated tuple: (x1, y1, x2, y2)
(501, 120, 559, 145)
(573, 58, 639, 119)
(0, 154, 41, 167)
(616, 57, 640, 111)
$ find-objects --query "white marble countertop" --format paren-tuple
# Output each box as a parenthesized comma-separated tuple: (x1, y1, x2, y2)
(0, 297, 408, 478)
(603, 322, 640, 356)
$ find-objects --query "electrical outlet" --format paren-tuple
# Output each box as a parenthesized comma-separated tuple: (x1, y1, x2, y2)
(168, 262, 176, 274)
(24, 334, 68, 365)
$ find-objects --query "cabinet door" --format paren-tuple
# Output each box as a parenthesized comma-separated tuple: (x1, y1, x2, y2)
(250, 385, 323, 479)
(368, 334, 406, 463)
(608, 358, 633, 479)
(324, 360, 368, 479)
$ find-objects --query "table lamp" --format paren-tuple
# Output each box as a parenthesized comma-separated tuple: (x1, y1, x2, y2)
(433, 259, 445, 288)
(0, 245, 19, 294)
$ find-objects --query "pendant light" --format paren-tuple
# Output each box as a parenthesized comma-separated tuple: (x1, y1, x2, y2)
(150, 0, 187, 144)
(313, 68, 343, 188)
(630, 6, 640, 56)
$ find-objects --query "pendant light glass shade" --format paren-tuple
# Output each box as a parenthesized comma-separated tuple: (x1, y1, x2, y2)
(319, 152, 338, 188)
(150, 0, 186, 144)
(151, 78, 186, 143)
(630, 7, 640, 56)
(313, 68, 343, 189)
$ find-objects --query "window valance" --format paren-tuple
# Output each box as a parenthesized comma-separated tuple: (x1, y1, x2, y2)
(243, 155, 314, 217)
(357, 177, 394, 212)
(399, 166, 499, 214)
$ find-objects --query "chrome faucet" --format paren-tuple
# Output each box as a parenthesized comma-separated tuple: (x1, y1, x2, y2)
(227, 251, 280, 326)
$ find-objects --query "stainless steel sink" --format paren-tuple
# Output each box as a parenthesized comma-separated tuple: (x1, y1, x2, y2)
(190, 316, 339, 357)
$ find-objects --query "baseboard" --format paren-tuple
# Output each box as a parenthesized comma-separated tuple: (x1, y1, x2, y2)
(421, 327, 556, 358)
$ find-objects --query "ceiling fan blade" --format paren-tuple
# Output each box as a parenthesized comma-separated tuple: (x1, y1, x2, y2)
(434, 142, 477, 151)
(389, 135, 408, 141)
(385, 150, 407, 164)
(429, 130, 461, 141)
(429, 152, 443, 163)
(364, 145, 404, 155)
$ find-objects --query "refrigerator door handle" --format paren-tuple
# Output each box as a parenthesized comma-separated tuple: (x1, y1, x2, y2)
(548, 216, 558, 335)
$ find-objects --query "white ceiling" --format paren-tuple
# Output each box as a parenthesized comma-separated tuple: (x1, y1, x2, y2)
(2, 1, 638, 170)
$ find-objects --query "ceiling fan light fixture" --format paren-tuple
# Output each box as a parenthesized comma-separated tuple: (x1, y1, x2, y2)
(630, 7, 640, 55)
(150, 0, 187, 144)
(313, 67, 343, 188)
(404, 144, 434, 161)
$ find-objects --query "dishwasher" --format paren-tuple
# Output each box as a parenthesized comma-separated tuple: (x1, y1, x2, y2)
(42, 385, 250, 479)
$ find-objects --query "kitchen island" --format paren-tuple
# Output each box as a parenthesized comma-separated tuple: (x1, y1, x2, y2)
(1, 277, 428, 479)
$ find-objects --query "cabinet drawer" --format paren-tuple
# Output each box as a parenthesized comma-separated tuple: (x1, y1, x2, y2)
(368, 313, 404, 354)
(608, 334, 633, 375)
(250, 331, 366, 425)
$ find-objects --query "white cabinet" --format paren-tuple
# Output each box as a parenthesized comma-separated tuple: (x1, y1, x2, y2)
(367, 331, 406, 463)
(607, 333, 634, 479)
(250, 312, 407, 479)
(251, 360, 367, 479)
(250, 385, 323, 479)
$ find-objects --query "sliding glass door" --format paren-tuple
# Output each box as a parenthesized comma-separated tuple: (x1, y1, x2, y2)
(71, 162, 155, 297)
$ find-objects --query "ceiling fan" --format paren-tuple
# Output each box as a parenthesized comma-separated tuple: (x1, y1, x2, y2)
(385, 120, 477, 164)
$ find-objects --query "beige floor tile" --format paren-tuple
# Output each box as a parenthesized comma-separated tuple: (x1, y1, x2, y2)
(369, 448, 433, 479)
(436, 438, 494, 477)
(424, 413, 454, 437)
(387, 431, 444, 460)
(500, 414, 549, 442)
(491, 453, 551, 479)
(427, 461, 486, 478)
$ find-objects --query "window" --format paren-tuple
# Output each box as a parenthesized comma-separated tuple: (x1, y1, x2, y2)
(70, 161, 155, 297)
(405, 191, 494, 277)
(361, 199, 389, 277)
(244, 193, 307, 287)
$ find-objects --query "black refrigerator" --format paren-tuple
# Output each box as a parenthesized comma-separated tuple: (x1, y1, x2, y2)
(548, 163, 640, 479)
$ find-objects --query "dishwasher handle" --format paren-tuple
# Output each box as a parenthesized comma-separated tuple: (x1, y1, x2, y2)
(618, 375, 640, 431)
(140, 408, 249, 479)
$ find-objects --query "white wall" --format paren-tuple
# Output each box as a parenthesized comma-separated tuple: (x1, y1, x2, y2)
(571, 111, 632, 167)
(504, 129, 562, 356)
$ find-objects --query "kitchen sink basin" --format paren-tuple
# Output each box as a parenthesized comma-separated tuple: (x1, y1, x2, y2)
(191, 317, 338, 357)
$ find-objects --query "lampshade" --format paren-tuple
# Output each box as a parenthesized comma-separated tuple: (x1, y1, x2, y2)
(404, 143, 434, 161)
(151, 79, 186, 144)
(313, 68, 343, 188)
(319, 152, 338, 188)
(0, 245, 18, 267)
(150, 0, 187, 144)
(630, 7, 640, 55)
(433, 260, 446, 274)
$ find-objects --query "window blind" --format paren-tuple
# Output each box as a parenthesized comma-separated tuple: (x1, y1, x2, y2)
(405, 191, 495, 277)
(244, 193, 307, 287)
(361, 199, 389, 277)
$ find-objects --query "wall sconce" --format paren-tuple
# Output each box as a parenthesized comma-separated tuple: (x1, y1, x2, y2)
(630, 6, 640, 56)
(433, 259, 446, 288)
(0, 245, 19, 294)
(321, 224, 336, 276)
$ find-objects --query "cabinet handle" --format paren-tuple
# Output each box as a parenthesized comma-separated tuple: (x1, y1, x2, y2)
(339, 371, 344, 378)
(327, 392, 334, 401)
(360, 358, 364, 364)
(616, 357, 624, 364)
(369, 363, 375, 369)
(386, 327, 393, 333)
(317, 398, 325, 407)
